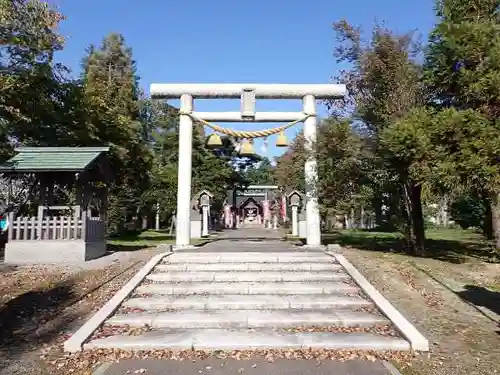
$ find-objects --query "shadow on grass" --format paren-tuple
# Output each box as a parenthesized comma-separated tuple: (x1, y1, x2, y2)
(108, 234, 175, 242)
(0, 280, 77, 356)
(106, 230, 175, 253)
(0, 261, 140, 360)
(300, 229, 499, 264)
(457, 285, 500, 317)
(106, 243, 150, 252)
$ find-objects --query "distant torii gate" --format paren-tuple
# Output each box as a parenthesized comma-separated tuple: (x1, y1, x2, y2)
(150, 83, 347, 248)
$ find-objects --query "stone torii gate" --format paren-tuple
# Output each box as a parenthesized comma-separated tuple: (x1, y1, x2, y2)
(150, 83, 346, 248)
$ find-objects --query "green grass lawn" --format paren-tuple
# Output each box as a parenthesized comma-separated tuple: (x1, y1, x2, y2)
(107, 230, 213, 252)
(288, 227, 499, 263)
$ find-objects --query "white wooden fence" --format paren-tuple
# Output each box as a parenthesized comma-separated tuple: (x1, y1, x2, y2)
(7, 215, 105, 242)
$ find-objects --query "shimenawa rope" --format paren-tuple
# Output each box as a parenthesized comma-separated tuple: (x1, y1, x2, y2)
(179, 111, 315, 139)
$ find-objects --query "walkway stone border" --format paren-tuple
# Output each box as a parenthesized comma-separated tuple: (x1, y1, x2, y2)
(301, 244, 326, 251)
(156, 244, 173, 251)
(63, 251, 173, 352)
(328, 252, 429, 352)
(92, 362, 113, 375)
(172, 245, 198, 251)
(382, 361, 404, 375)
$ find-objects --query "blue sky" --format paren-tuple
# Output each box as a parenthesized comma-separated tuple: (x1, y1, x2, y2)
(53, 0, 436, 159)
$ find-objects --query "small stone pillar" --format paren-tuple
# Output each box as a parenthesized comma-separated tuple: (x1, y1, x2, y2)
(262, 200, 271, 228)
(191, 190, 213, 239)
(200, 193, 210, 237)
(224, 204, 232, 228)
(288, 192, 302, 236)
(190, 199, 202, 239)
(155, 202, 160, 230)
(288, 190, 306, 238)
(298, 209, 307, 238)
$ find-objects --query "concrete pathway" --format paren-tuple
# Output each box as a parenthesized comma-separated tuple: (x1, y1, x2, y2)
(94, 358, 401, 375)
(186, 227, 296, 253)
(218, 226, 285, 240)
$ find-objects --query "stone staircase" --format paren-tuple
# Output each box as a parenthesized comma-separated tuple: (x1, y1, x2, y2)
(83, 250, 411, 351)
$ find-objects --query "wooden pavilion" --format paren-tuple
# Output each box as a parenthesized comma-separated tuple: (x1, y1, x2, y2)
(0, 147, 111, 263)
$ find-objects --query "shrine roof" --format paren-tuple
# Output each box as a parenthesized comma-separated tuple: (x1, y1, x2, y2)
(0, 147, 110, 173)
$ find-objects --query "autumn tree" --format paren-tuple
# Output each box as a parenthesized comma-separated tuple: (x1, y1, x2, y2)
(0, 0, 86, 156)
(0, 0, 98, 219)
(330, 21, 427, 254)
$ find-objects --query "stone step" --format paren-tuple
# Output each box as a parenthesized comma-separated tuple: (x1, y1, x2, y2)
(106, 309, 388, 329)
(163, 253, 334, 264)
(123, 294, 373, 310)
(85, 328, 409, 351)
(146, 271, 350, 283)
(135, 281, 360, 296)
(170, 252, 326, 258)
(155, 262, 342, 272)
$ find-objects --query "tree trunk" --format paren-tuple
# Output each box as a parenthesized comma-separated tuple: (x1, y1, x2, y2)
(490, 193, 500, 248)
(374, 198, 383, 226)
(411, 185, 426, 254)
(440, 195, 449, 227)
(484, 198, 493, 240)
(402, 182, 426, 256)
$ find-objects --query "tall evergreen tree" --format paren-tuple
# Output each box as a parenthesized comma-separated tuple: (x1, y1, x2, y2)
(424, 0, 500, 246)
(81, 33, 152, 234)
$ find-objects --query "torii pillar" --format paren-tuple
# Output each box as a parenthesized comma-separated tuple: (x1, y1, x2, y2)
(150, 83, 347, 248)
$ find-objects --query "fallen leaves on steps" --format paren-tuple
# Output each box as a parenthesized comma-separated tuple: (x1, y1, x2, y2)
(42, 347, 418, 375)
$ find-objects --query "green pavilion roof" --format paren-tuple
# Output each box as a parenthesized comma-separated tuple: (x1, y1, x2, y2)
(0, 147, 110, 173)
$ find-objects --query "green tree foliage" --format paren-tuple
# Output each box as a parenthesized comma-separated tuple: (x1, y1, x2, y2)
(0, 0, 78, 156)
(379, 108, 434, 252)
(424, 0, 500, 246)
(139, 100, 178, 221)
(80, 33, 153, 234)
(424, 0, 500, 113)
(139, 100, 251, 222)
(274, 132, 305, 192)
(316, 118, 368, 216)
(7, 0, 500, 250)
(450, 193, 487, 230)
(330, 21, 427, 254)
(243, 157, 276, 185)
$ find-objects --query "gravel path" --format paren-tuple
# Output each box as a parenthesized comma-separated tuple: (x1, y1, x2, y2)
(95, 358, 399, 375)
